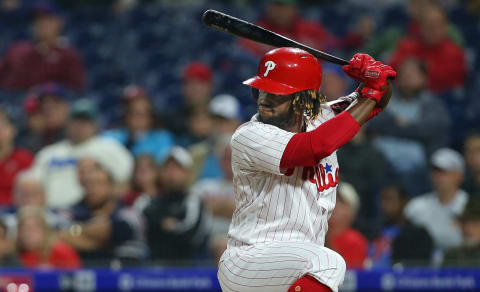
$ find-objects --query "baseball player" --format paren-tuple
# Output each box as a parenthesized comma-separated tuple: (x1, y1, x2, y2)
(217, 48, 396, 292)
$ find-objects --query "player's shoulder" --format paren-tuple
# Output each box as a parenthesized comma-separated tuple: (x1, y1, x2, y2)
(232, 115, 286, 141)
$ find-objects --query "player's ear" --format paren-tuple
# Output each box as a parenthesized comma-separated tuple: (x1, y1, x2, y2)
(251, 88, 259, 100)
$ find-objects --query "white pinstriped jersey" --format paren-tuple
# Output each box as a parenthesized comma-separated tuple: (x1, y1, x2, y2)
(227, 104, 339, 248)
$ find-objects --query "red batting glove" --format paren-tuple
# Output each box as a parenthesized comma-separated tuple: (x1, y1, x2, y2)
(356, 85, 385, 103)
(343, 54, 397, 90)
(342, 53, 376, 82)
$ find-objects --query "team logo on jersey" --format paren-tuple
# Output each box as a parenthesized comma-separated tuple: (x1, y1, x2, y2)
(263, 61, 276, 77)
(285, 163, 339, 192)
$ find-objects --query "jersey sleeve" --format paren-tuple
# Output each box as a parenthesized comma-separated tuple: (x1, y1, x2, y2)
(231, 122, 295, 175)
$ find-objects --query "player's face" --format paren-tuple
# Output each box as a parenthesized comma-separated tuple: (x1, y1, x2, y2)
(257, 90, 294, 128)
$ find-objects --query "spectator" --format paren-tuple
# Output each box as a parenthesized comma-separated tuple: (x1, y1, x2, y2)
(0, 108, 34, 207)
(368, 58, 450, 194)
(238, 0, 336, 56)
(320, 65, 350, 101)
(1, 170, 69, 235)
(370, 183, 433, 268)
(364, 0, 464, 58)
(0, 2, 85, 91)
(165, 62, 214, 146)
(189, 94, 242, 184)
(31, 99, 133, 209)
(103, 85, 173, 162)
(337, 128, 391, 224)
(444, 197, 480, 266)
(17, 206, 81, 268)
(191, 135, 235, 262)
(463, 132, 480, 195)
(17, 83, 70, 153)
(326, 182, 368, 269)
(0, 219, 17, 266)
(59, 155, 146, 264)
(144, 147, 209, 262)
(124, 155, 158, 211)
(389, 4, 466, 92)
(404, 148, 468, 260)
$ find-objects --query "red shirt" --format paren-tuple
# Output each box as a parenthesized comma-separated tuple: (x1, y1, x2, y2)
(0, 40, 85, 91)
(0, 148, 34, 206)
(389, 37, 466, 92)
(21, 241, 81, 268)
(239, 18, 337, 56)
(329, 228, 368, 269)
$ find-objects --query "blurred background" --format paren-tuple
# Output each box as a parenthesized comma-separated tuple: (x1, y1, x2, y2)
(0, 0, 479, 291)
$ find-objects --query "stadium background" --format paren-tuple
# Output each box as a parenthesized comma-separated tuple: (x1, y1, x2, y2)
(0, 0, 479, 291)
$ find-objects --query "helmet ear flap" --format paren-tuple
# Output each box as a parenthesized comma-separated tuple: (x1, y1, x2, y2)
(251, 88, 259, 100)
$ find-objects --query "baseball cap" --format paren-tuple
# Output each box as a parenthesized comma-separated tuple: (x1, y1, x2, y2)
(122, 85, 148, 100)
(70, 99, 98, 120)
(165, 146, 193, 169)
(32, 1, 59, 18)
(183, 62, 213, 83)
(36, 83, 66, 101)
(338, 182, 360, 212)
(209, 94, 242, 121)
(430, 148, 465, 173)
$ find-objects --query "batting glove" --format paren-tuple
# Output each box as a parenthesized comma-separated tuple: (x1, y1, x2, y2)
(343, 53, 397, 91)
(356, 85, 385, 103)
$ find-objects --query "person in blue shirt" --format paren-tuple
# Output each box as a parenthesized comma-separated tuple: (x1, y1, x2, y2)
(103, 85, 173, 162)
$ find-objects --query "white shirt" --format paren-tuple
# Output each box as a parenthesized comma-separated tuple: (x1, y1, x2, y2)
(227, 105, 339, 248)
(32, 136, 133, 208)
(404, 189, 468, 250)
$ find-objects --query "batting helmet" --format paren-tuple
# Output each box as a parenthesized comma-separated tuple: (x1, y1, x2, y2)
(243, 47, 322, 95)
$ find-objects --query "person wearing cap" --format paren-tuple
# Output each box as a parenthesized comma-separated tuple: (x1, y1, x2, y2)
(143, 146, 209, 262)
(17, 83, 70, 153)
(326, 182, 368, 269)
(404, 148, 469, 257)
(103, 85, 174, 162)
(188, 94, 242, 185)
(0, 2, 85, 90)
(31, 98, 133, 209)
(58, 154, 146, 264)
(164, 62, 214, 146)
(238, 0, 337, 57)
(0, 108, 34, 207)
(443, 197, 480, 266)
(321, 64, 350, 102)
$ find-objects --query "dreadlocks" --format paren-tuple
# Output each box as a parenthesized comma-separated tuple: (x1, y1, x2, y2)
(291, 89, 326, 121)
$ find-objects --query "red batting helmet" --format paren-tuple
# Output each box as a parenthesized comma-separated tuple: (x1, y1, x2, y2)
(243, 47, 322, 95)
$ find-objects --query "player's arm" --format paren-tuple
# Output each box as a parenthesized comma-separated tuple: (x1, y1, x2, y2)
(280, 56, 395, 170)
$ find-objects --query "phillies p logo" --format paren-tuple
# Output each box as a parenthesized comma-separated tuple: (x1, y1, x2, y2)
(263, 61, 276, 77)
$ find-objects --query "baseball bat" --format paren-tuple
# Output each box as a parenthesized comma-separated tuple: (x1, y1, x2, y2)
(202, 9, 349, 66)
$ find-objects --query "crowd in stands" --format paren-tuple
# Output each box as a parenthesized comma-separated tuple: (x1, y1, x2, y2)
(0, 0, 479, 270)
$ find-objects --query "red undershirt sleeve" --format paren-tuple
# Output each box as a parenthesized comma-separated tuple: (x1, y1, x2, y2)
(280, 111, 360, 169)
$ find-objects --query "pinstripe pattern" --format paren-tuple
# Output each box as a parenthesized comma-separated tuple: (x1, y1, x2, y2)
(221, 105, 345, 291)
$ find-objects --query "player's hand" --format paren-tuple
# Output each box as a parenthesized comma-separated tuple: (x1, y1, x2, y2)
(343, 53, 397, 90)
(343, 53, 375, 82)
(356, 85, 385, 103)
